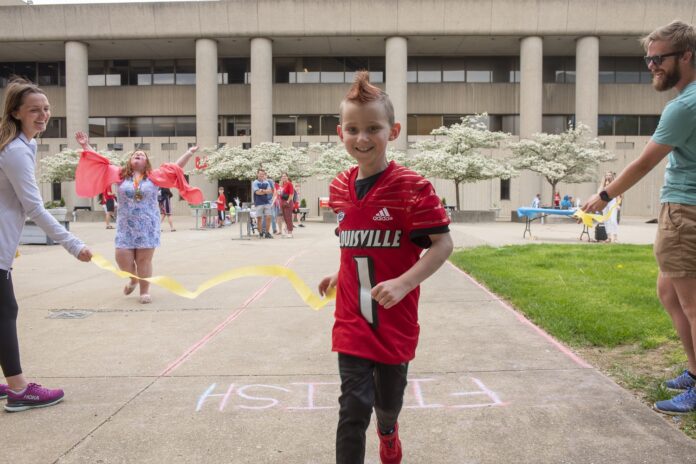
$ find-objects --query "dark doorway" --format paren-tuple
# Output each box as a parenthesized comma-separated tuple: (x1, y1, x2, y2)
(218, 179, 251, 206)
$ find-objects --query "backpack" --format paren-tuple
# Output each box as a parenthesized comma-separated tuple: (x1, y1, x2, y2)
(594, 224, 607, 241)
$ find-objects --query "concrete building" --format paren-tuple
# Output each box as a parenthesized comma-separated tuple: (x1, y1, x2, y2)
(0, 0, 691, 218)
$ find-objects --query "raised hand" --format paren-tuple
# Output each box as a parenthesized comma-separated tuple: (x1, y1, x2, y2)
(75, 131, 89, 147)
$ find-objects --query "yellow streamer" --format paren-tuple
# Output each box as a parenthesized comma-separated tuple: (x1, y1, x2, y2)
(91, 253, 335, 310)
(572, 203, 619, 228)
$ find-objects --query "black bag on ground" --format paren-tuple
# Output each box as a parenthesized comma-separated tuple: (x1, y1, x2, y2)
(595, 223, 607, 241)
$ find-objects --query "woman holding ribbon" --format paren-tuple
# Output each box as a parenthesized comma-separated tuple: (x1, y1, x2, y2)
(74, 131, 202, 304)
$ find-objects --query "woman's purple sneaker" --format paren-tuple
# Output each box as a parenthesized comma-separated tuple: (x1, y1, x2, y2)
(4, 383, 64, 412)
(0, 384, 8, 400)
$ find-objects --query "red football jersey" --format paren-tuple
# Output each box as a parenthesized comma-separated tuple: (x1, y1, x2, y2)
(329, 161, 450, 364)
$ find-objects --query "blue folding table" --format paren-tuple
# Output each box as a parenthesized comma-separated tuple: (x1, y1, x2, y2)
(516, 207, 590, 241)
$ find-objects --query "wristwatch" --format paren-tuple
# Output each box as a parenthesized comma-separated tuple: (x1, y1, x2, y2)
(599, 190, 612, 202)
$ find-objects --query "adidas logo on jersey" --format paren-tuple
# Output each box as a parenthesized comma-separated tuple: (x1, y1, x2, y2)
(373, 208, 394, 221)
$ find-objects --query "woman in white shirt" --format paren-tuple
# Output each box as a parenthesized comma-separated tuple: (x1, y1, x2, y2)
(0, 78, 92, 412)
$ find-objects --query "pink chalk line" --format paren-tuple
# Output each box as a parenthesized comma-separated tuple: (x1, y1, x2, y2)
(447, 261, 592, 369)
(160, 250, 308, 377)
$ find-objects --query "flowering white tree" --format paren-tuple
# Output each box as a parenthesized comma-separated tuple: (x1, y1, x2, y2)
(39, 149, 125, 183)
(508, 123, 616, 204)
(194, 142, 312, 182)
(310, 143, 411, 179)
(411, 114, 514, 210)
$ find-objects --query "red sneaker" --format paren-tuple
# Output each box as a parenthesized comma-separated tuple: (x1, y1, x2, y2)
(377, 422, 402, 464)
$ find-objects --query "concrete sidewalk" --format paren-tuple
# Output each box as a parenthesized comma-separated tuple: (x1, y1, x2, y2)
(3, 217, 692, 464)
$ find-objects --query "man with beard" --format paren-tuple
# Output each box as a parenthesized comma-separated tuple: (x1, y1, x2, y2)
(583, 20, 696, 415)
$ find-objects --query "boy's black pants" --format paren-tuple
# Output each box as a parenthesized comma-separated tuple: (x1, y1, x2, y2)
(336, 353, 409, 464)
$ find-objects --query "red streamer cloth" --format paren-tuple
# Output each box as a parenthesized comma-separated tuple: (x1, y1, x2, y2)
(75, 150, 203, 204)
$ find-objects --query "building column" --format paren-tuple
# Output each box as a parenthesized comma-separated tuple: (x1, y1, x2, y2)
(575, 36, 601, 205)
(519, 36, 543, 137)
(65, 41, 88, 149)
(251, 37, 273, 145)
(193, 38, 219, 200)
(386, 36, 408, 151)
(518, 36, 545, 206)
(576, 36, 599, 136)
(65, 41, 89, 209)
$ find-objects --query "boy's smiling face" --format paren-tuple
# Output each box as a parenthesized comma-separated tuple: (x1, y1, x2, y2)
(338, 100, 400, 165)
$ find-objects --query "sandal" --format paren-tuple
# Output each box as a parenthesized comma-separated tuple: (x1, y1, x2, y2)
(139, 294, 152, 304)
(106, 225, 114, 229)
(123, 281, 137, 296)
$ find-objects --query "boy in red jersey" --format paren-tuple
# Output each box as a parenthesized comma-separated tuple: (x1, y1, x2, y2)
(318, 72, 453, 464)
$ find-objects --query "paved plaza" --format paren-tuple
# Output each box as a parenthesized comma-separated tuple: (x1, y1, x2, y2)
(4, 216, 694, 464)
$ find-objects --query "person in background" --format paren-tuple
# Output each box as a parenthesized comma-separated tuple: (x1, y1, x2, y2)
(158, 187, 175, 232)
(102, 186, 116, 229)
(531, 193, 541, 209)
(216, 186, 227, 228)
(278, 173, 295, 238)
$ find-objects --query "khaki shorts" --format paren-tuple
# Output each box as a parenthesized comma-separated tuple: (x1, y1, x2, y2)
(654, 203, 696, 278)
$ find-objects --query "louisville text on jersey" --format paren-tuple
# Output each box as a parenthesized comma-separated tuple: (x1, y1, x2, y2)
(338, 229, 403, 248)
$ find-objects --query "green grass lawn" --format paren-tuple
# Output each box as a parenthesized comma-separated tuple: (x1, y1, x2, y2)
(450, 244, 674, 348)
(450, 243, 696, 436)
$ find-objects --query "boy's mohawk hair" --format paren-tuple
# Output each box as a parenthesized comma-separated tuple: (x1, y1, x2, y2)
(345, 70, 383, 103)
(340, 70, 395, 125)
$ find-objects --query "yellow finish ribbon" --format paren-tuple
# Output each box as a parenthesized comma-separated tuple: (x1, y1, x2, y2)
(572, 203, 619, 227)
(90, 253, 335, 310)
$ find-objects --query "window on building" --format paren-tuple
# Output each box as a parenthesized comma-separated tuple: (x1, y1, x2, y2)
(0, 63, 15, 87)
(88, 61, 106, 86)
(275, 116, 296, 136)
(542, 115, 572, 134)
(89, 118, 107, 137)
(501, 115, 520, 135)
(175, 59, 195, 85)
(38, 62, 60, 86)
(129, 117, 152, 137)
(274, 58, 295, 83)
(417, 57, 442, 83)
(321, 57, 345, 83)
(344, 57, 369, 82)
(108, 143, 124, 151)
(466, 58, 493, 83)
(614, 115, 639, 135)
(442, 58, 466, 82)
(106, 60, 129, 86)
(639, 115, 660, 136)
(614, 57, 642, 83)
(176, 116, 196, 136)
(219, 58, 249, 84)
(321, 115, 340, 136)
(297, 115, 321, 136)
(500, 178, 510, 200)
(107, 117, 130, 137)
(152, 60, 175, 85)
(543, 57, 575, 83)
(41, 118, 65, 138)
(15, 62, 36, 83)
(130, 60, 153, 86)
(598, 115, 614, 135)
(296, 58, 321, 84)
(152, 117, 176, 136)
(368, 57, 385, 83)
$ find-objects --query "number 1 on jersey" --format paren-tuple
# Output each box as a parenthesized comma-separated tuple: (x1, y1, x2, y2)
(354, 256, 379, 330)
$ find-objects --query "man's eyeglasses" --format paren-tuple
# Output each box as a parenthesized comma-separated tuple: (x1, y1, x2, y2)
(644, 51, 683, 67)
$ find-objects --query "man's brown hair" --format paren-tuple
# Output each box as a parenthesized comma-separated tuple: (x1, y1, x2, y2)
(641, 20, 696, 64)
